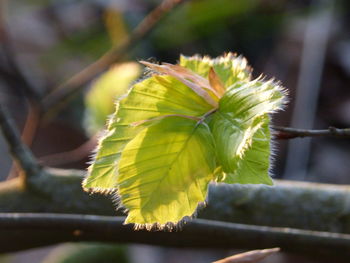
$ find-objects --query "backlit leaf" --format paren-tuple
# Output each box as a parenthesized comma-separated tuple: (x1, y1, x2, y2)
(118, 117, 216, 227)
(84, 53, 287, 227)
(83, 74, 213, 191)
(223, 115, 273, 185)
(179, 52, 252, 87)
(211, 80, 286, 184)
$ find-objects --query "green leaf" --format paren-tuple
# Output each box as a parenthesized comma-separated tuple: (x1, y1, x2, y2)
(83, 74, 213, 191)
(210, 79, 285, 184)
(223, 115, 273, 185)
(84, 54, 287, 227)
(179, 52, 252, 87)
(117, 117, 216, 227)
(84, 62, 141, 134)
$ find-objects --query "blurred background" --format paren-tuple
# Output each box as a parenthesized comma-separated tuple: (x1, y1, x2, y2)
(0, 0, 349, 262)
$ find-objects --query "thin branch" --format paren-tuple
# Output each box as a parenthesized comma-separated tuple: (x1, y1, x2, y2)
(272, 126, 350, 139)
(1, 213, 350, 261)
(41, 0, 187, 118)
(2, 170, 350, 260)
(38, 135, 97, 166)
(3, 169, 350, 242)
(7, 103, 41, 180)
(0, 103, 42, 179)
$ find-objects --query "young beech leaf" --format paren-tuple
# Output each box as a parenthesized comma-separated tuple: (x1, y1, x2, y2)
(83, 53, 287, 228)
(179, 53, 252, 86)
(118, 117, 215, 227)
(209, 80, 286, 182)
(83, 74, 213, 191)
(222, 115, 273, 185)
(140, 61, 219, 106)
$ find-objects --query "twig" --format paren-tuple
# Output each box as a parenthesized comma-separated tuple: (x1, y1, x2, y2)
(6, 103, 41, 180)
(38, 135, 97, 166)
(1, 213, 350, 261)
(3, 171, 350, 244)
(2, 170, 350, 260)
(41, 0, 187, 118)
(272, 126, 350, 139)
(0, 103, 42, 179)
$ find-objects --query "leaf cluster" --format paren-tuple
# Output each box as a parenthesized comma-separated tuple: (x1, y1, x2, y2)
(83, 53, 287, 229)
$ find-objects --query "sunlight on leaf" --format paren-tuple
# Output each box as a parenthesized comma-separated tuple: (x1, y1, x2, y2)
(84, 53, 287, 227)
(223, 115, 273, 185)
(83, 74, 213, 191)
(180, 53, 252, 86)
(210, 79, 286, 184)
(118, 117, 215, 227)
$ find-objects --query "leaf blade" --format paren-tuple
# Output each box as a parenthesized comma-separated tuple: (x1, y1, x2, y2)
(211, 80, 286, 184)
(179, 53, 252, 87)
(223, 115, 273, 185)
(84, 74, 213, 191)
(117, 117, 216, 226)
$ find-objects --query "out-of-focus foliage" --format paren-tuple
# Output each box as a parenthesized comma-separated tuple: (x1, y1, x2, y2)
(0, 255, 10, 263)
(25, 0, 285, 88)
(41, 243, 129, 263)
(84, 62, 141, 134)
(104, 8, 129, 46)
(152, 0, 258, 49)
